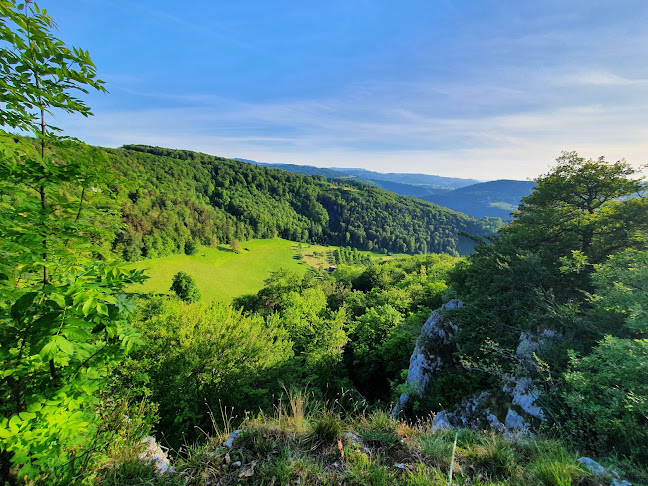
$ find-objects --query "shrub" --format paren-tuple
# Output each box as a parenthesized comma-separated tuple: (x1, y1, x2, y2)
(561, 336, 648, 462)
(170, 271, 201, 302)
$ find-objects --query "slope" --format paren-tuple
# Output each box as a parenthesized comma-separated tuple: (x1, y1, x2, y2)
(103, 144, 496, 260)
(421, 179, 536, 220)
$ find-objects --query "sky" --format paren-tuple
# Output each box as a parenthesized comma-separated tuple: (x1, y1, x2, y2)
(39, 0, 648, 180)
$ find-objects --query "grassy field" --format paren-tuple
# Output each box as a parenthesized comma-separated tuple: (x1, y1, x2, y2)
(129, 238, 310, 303)
(298, 243, 402, 268)
(129, 239, 408, 303)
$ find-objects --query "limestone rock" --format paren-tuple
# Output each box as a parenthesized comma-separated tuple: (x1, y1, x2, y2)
(222, 430, 242, 449)
(139, 436, 173, 475)
(395, 300, 462, 415)
(578, 457, 607, 476)
(506, 377, 545, 420)
(432, 410, 451, 431)
(504, 409, 529, 434)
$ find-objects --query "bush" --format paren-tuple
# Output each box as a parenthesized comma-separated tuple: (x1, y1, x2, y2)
(170, 271, 201, 302)
(561, 336, 648, 461)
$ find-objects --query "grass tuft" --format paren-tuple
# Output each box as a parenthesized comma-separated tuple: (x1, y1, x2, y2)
(309, 411, 342, 445)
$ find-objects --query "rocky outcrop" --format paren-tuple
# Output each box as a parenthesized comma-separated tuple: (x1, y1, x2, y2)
(578, 457, 632, 486)
(394, 300, 462, 415)
(395, 300, 560, 435)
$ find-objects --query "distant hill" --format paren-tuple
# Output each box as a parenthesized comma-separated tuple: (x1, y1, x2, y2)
(235, 159, 462, 198)
(234, 158, 532, 219)
(421, 180, 536, 220)
(235, 159, 347, 179)
(331, 167, 480, 190)
(98, 145, 498, 259)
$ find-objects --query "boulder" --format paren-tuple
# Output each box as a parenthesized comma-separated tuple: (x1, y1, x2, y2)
(139, 435, 173, 475)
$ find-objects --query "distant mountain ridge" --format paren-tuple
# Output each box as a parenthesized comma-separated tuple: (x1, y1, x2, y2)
(235, 158, 480, 191)
(235, 158, 533, 221)
(421, 180, 536, 220)
(330, 167, 480, 190)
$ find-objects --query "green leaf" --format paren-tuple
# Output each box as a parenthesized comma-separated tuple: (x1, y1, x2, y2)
(96, 302, 108, 316)
(18, 412, 36, 421)
(26, 402, 42, 413)
(54, 336, 74, 355)
(38, 340, 57, 360)
(8, 415, 20, 434)
(48, 292, 66, 308)
(62, 326, 88, 341)
(82, 297, 94, 316)
(10, 291, 37, 320)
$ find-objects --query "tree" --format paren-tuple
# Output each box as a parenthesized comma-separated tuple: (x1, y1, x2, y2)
(561, 336, 648, 461)
(511, 151, 646, 263)
(0, 2, 146, 481)
(170, 271, 201, 303)
(445, 152, 648, 428)
(591, 249, 648, 334)
(231, 238, 242, 253)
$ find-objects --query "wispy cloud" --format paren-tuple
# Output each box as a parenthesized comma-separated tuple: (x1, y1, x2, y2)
(58, 79, 648, 181)
(50, 0, 648, 181)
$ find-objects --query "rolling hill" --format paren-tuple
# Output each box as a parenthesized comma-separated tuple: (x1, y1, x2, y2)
(421, 179, 536, 220)
(234, 158, 532, 220)
(104, 144, 497, 260)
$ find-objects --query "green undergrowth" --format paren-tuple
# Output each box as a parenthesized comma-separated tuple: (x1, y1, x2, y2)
(96, 393, 615, 486)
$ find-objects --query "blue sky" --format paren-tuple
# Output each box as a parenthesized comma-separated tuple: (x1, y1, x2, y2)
(44, 0, 648, 180)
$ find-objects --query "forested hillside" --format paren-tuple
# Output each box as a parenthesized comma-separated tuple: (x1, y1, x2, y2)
(236, 158, 534, 219)
(105, 144, 497, 260)
(2, 2, 647, 484)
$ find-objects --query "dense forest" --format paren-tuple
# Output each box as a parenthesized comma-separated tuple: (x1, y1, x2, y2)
(1, 2, 647, 485)
(105, 144, 497, 260)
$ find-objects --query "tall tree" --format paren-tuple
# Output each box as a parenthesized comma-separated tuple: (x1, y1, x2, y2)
(511, 151, 646, 263)
(447, 152, 647, 401)
(0, 1, 146, 482)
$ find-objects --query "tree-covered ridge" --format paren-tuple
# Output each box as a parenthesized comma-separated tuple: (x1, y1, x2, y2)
(104, 144, 496, 260)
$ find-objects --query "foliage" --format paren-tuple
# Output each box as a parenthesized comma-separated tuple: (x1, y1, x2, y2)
(234, 254, 459, 401)
(511, 151, 646, 266)
(169, 271, 201, 303)
(93, 143, 494, 260)
(560, 336, 648, 462)
(120, 298, 295, 446)
(0, 1, 147, 482)
(449, 152, 647, 363)
(443, 152, 648, 465)
(591, 249, 648, 334)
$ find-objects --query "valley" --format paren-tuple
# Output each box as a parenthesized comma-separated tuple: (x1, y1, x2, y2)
(1, 2, 647, 484)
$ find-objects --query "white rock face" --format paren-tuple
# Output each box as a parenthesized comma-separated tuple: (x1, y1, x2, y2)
(222, 429, 242, 449)
(394, 301, 560, 437)
(508, 377, 545, 420)
(504, 409, 529, 433)
(502, 329, 560, 424)
(395, 300, 463, 415)
(578, 457, 608, 476)
(432, 410, 451, 431)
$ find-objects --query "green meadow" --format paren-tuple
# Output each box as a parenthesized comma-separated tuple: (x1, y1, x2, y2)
(129, 238, 309, 303)
(129, 238, 403, 303)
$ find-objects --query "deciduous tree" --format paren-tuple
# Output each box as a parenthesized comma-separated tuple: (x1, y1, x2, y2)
(0, 1, 146, 481)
